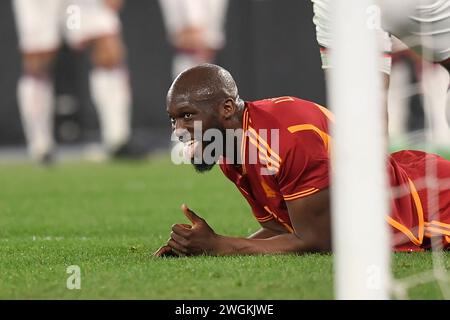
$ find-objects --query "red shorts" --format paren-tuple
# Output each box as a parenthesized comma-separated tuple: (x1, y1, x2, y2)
(388, 150, 450, 251)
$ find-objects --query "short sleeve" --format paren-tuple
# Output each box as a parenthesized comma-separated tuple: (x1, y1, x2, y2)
(238, 188, 274, 223)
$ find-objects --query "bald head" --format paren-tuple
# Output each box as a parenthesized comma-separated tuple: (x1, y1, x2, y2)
(167, 64, 242, 109)
(166, 64, 245, 173)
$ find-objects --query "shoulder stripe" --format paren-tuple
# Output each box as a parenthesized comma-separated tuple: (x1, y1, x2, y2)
(287, 124, 331, 154)
(248, 127, 281, 162)
(247, 136, 280, 169)
(270, 96, 295, 104)
(247, 126, 281, 173)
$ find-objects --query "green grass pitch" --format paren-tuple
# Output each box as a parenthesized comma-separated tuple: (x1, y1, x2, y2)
(0, 156, 449, 299)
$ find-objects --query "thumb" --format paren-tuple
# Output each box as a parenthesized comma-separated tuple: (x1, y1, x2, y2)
(181, 204, 203, 224)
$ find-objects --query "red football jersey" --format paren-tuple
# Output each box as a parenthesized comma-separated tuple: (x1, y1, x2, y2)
(219, 96, 450, 251)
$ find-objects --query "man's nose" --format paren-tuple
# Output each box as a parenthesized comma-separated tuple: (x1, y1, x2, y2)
(173, 127, 192, 143)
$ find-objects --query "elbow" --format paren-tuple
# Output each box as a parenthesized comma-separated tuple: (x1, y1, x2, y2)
(292, 231, 332, 253)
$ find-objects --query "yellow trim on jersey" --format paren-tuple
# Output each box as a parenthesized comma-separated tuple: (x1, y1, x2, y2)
(240, 109, 249, 175)
(425, 220, 450, 230)
(256, 215, 275, 223)
(258, 156, 280, 173)
(425, 226, 450, 236)
(247, 136, 280, 170)
(408, 178, 425, 242)
(386, 216, 422, 246)
(248, 127, 281, 162)
(386, 178, 425, 246)
(314, 103, 335, 122)
(260, 179, 277, 198)
(287, 124, 331, 153)
(246, 130, 281, 173)
(238, 186, 250, 196)
(257, 152, 280, 167)
(270, 96, 295, 104)
(283, 188, 320, 201)
(263, 206, 294, 233)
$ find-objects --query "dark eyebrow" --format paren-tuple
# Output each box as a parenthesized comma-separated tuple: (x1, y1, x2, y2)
(170, 106, 198, 117)
(167, 103, 199, 117)
(177, 105, 196, 112)
(167, 106, 191, 116)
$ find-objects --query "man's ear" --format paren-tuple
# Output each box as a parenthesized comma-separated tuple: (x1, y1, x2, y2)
(220, 98, 237, 120)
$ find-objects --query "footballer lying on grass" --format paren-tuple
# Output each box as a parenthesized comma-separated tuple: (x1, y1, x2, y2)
(154, 64, 450, 257)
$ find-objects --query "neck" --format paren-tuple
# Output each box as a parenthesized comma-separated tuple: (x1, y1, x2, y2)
(226, 108, 245, 130)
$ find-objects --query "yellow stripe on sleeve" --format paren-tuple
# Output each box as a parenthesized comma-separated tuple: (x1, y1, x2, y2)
(283, 188, 319, 201)
(287, 124, 331, 153)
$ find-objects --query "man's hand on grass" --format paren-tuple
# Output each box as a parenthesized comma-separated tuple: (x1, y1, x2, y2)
(154, 204, 220, 257)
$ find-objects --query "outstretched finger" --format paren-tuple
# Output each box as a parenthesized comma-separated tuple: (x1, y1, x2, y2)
(181, 204, 203, 224)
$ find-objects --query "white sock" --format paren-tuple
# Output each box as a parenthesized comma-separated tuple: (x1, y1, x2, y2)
(17, 75, 54, 160)
(422, 65, 450, 148)
(89, 67, 131, 153)
(387, 62, 410, 143)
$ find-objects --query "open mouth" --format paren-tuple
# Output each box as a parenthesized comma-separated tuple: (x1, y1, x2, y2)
(183, 140, 201, 160)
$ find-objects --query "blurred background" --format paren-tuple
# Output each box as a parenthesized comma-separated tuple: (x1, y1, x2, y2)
(0, 0, 326, 162)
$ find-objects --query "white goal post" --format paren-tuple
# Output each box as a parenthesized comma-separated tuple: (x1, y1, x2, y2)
(328, 0, 391, 299)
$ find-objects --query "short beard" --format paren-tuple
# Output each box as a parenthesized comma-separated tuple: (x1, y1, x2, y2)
(190, 128, 227, 173)
(192, 161, 216, 173)
(190, 138, 218, 173)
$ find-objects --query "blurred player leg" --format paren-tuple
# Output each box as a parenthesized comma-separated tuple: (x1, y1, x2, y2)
(388, 38, 424, 147)
(378, 0, 450, 149)
(311, 0, 392, 129)
(378, 0, 450, 64)
(387, 57, 410, 146)
(17, 53, 57, 163)
(159, 0, 228, 78)
(67, 0, 132, 156)
(171, 46, 216, 80)
(13, 0, 62, 163)
(89, 35, 131, 155)
(422, 63, 450, 149)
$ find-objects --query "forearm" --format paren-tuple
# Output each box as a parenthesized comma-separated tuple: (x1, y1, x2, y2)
(213, 233, 319, 256)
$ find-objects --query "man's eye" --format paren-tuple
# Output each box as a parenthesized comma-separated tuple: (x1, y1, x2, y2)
(184, 113, 193, 120)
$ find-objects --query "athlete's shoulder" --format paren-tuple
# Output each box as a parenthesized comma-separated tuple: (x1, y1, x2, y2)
(249, 96, 311, 108)
(247, 96, 314, 120)
(246, 96, 332, 129)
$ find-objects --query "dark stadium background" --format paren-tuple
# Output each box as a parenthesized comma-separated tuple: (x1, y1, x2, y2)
(0, 0, 326, 149)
